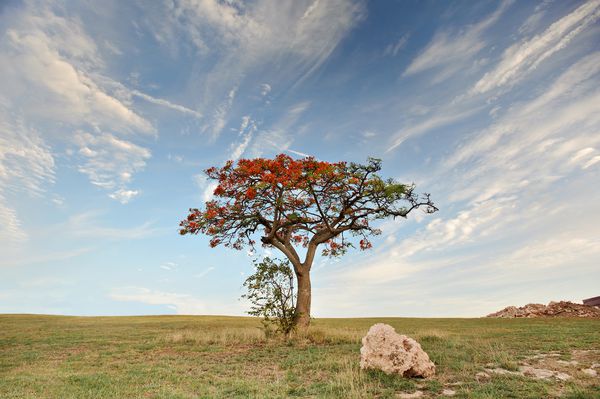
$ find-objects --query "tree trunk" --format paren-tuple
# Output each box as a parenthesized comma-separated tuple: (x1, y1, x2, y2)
(294, 270, 311, 328)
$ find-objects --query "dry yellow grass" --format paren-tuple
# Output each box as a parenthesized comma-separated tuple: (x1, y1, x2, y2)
(1, 315, 599, 398)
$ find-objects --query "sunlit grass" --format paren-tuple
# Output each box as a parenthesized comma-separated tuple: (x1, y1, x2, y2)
(1, 314, 599, 398)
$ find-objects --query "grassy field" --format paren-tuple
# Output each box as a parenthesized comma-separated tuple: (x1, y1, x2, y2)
(1, 315, 599, 398)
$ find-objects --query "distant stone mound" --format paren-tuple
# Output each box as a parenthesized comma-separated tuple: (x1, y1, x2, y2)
(486, 301, 600, 318)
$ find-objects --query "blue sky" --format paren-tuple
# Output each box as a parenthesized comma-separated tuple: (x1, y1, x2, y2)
(1, 0, 599, 317)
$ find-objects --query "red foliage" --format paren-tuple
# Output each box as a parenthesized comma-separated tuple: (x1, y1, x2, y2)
(179, 154, 437, 262)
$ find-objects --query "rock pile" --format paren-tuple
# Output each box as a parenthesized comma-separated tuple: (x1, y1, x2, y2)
(487, 301, 600, 318)
(360, 323, 435, 378)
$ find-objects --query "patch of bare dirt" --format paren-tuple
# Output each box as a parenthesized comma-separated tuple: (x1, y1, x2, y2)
(480, 349, 600, 383)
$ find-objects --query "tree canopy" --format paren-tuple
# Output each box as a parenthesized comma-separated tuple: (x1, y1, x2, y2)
(180, 154, 437, 267)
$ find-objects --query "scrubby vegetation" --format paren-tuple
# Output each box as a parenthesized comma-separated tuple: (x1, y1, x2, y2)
(1, 315, 599, 398)
(242, 257, 297, 337)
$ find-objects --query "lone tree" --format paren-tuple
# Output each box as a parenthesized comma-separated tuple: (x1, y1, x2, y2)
(180, 154, 437, 328)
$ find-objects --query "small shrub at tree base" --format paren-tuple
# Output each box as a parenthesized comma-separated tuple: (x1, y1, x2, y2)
(242, 257, 296, 337)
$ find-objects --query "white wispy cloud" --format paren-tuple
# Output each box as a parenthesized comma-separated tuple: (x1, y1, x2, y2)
(160, 262, 178, 271)
(286, 149, 313, 158)
(0, 1, 163, 214)
(0, 105, 54, 243)
(384, 34, 409, 57)
(319, 43, 600, 317)
(61, 211, 159, 240)
(429, 54, 600, 247)
(74, 132, 151, 202)
(109, 286, 242, 315)
(316, 198, 600, 317)
(250, 101, 311, 156)
(19, 277, 74, 288)
(1, 11, 154, 134)
(229, 130, 253, 161)
(194, 266, 215, 279)
(109, 189, 141, 204)
(518, 1, 551, 35)
(472, 0, 600, 94)
(229, 115, 257, 160)
(387, 3, 599, 152)
(2, 247, 94, 268)
(384, 3, 525, 152)
(193, 173, 216, 203)
(0, 197, 27, 244)
(195, 114, 258, 203)
(130, 89, 203, 119)
(154, 0, 362, 139)
(500, 234, 600, 271)
(2, 208, 159, 268)
(447, 52, 600, 176)
(0, 111, 55, 196)
(201, 181, 219, 203)
(208, 87, 237, 140)
(110, 287, 208, 314)
(404, 0, 512, 83)
(386, 106, 482, 152)
(330, 194, 516, 288)
(260, 83, 272, 96)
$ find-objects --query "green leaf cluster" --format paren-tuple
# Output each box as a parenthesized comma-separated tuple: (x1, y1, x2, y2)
(242, 257, 296, 337)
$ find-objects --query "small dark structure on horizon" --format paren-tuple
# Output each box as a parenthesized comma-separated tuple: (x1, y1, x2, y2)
(583, 296, 600, 307)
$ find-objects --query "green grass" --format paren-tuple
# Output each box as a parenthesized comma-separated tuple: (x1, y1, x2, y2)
(1, 315, 599, 398)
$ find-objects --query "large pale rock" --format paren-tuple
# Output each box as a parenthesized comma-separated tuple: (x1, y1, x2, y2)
(360, 323, 435, 378)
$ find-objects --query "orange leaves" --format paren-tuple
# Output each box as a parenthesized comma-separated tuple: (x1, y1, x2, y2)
(205, 166, 218, 176)
(213, 185, 225, 196)
(329, 241, 342, 250)
(263, 172, 276, 184)
(204, 207, 218, 219)
(179, 154, 436, 257)
(225, 153, 345, 191)
(188, 154, 351, 250)
(359, 239, 372, 250)
(245, 187, 257, 200)
(321, 239, 351, 257)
